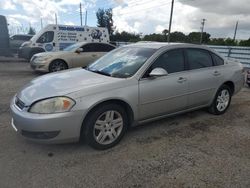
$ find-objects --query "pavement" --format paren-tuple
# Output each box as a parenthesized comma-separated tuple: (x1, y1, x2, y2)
(0, 55, 27, 63)
(0, 61, 250, 188)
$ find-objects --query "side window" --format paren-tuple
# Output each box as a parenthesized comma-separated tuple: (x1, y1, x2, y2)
(150, 49, 185, 74)
(211, 53, 224, 66)
(82, 44, 96, 52)
(186, 49, 213, 70)
(102, 44, 115, 52)
(36, 31, 54, 43)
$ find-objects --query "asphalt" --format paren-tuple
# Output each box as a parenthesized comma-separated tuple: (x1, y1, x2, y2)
(0, 62, 250, 188)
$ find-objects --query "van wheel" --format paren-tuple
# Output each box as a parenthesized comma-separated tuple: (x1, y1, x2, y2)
(49, 60, 68, 72)
(83, 103, 128, 150)
(208, 85, 232, 115)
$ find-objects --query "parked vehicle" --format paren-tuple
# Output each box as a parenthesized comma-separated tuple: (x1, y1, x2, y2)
(30, 42, 116, 72)
(10, 43, 244, 149)
(18, 24, 110, 60)
(0, 15, 10, 56)
(246, 70, 250, 87)
(10, 34, 33, 53)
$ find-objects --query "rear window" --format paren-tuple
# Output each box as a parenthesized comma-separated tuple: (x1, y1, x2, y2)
(186, 48, 213, 70)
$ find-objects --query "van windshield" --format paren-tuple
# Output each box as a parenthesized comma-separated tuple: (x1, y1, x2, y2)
(63, 43, 83, 52)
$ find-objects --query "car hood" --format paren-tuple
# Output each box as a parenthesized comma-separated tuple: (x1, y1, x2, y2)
(17, 68, 123, 105)
(34, 51, 72, 57)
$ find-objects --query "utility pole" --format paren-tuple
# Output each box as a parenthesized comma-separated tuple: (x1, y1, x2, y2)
(80, 3, 83, 26)
(167, 0, 175, 43)
(85, 10, 87, 26)
(233, 21, 239, 42)
(55, 13, 57, 25)
(200, 18, 206, 44)
(40, 18, 43, 29)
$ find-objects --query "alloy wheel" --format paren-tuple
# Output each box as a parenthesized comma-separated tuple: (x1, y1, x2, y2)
(93, 110, 123, 145)
(216, 89, 230, 112)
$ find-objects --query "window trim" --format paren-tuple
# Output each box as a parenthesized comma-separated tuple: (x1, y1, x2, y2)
(210, 52, 224, 66)
(184, 48, 214, 71)
(140, 48, 187, 79)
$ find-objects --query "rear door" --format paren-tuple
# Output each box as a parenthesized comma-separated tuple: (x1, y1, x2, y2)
(139, 49, 189, 120)
(185, 48, 223, 108)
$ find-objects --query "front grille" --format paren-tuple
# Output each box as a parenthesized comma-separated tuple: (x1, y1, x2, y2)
(15, 97, 25, 110)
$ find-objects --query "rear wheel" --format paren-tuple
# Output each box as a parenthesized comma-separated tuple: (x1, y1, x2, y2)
(83, 103, 128, 150)
(208, 85, 232, 115)
(49, 60, 68, 72)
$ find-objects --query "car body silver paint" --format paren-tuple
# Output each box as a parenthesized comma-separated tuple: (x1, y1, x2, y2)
(10, 43, 245, 143)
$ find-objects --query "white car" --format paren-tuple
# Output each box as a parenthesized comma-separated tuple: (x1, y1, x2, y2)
(30, 42, 116, 72)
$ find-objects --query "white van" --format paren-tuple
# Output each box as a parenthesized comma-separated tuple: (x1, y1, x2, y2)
(18, 24, 110, 60)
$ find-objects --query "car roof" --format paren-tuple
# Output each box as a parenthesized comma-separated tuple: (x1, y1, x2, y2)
(126, 42, 211, 50)
(75, 41, 115, 47)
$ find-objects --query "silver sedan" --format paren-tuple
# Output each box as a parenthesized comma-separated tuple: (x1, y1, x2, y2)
(10, 43, 244, 149)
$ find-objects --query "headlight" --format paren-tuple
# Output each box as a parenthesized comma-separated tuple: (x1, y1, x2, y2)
(36, 55, 53, 61)
(29, 97, 75, 114)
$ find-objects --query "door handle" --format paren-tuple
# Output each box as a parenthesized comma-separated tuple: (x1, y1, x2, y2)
(213, 71, 221, 76)
(177, 77, 187, 83)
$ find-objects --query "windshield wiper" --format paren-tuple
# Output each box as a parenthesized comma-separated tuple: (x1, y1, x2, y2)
(87, 68, 111, 77)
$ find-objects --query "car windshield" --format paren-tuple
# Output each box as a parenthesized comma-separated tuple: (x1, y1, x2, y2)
(63, 43, 83, 52)
(87, 46, 157, 78)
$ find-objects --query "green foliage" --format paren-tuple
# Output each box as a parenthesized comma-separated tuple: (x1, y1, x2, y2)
(96, 8, 114, 35)
(111, 31, 141, 42)
(28, 27, 36, 35)
(239, 38, 250, 46)
(169, 31, 186, 42)
(143, 33, 165, 42)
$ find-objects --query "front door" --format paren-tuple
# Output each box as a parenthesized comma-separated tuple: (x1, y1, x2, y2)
(139, 49, 189, 120)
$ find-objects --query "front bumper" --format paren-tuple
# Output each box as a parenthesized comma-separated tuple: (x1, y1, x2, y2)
(10, 99, 84, 144)
(30, 61, 49, 72)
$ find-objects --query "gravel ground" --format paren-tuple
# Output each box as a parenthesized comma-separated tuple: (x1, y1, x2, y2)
(0, 62, 250, 188)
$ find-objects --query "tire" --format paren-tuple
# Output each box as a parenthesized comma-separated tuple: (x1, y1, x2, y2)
(208, 85, 232, 115)
(83, 103, 128, 150)
(49, 60, 68, 72)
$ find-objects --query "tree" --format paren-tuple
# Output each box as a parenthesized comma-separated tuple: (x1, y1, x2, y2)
(143, 33, 165, 42)
(112, 31, 140, 42)
(28, 27, 36, 35)
(96, 8, 114, 36)
(162, 29, 168, 40)
(187, 32, 210, 44)
(239, 38, 250, 46)
(169, 31, 186, 42)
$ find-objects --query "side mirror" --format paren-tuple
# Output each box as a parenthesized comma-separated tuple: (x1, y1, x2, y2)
(149, 68, 168, 77)
(76, 48, 83, 53)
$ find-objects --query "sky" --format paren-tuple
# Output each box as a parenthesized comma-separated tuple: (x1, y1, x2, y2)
(0, 0, 250, 39)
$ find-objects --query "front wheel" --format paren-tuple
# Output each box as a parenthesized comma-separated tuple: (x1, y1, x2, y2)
(83, 104, 128, 150)
(208, 85, 232, 115)
(49, 60, 68, 72)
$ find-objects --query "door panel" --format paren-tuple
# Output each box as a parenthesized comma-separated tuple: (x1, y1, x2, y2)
(185, 48, 222, 107)
(71, 52, 95, 68)
(187, 68, 222, 108)
(139, 73, 188, 120)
